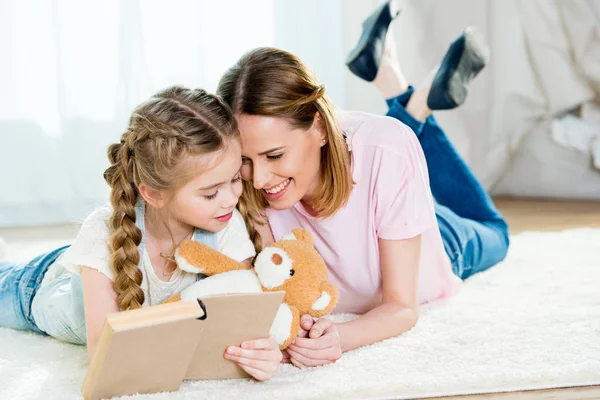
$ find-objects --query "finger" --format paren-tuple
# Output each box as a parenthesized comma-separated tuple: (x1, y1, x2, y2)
(225, 353, 278, 372)
(309, 318, 332, 338)
(296, 327, 310, 339)
(287, 343, 336, 361)
(295, 317, 315, 341)
(225, 346, 281, 362)
(290, 356, 306, 369)
(300, 314, 314, 331)
(292, 332, 337, 350)
(237, 363, 273, 381)
(287, 347, 333, 368)
(240, 337, 276, 350)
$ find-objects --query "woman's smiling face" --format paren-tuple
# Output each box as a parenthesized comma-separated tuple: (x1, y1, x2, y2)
(236, 113, 326, 211)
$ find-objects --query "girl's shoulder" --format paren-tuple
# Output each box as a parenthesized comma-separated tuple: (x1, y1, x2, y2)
(81, 204, 113, 228)
(56, 204, 116, 281)
(70, 204, 114, 243)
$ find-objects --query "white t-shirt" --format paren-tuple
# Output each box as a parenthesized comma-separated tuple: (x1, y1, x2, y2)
(41, 206, 256, 306)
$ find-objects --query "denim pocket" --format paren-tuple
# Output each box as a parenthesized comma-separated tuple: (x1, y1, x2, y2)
(31, 272, 87, 345)
(50, 318, 86, 345)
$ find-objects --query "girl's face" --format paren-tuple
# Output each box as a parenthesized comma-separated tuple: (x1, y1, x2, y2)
(169, 139, 243, 233)
(236, 113, 326, 211)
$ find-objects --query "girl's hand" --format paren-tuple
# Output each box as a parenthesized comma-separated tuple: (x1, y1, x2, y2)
(224, 337, 282, 381)
(286, 317, 342, 368)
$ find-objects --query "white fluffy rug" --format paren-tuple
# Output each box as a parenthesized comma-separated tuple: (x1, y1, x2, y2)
(1, 229, 599, 400)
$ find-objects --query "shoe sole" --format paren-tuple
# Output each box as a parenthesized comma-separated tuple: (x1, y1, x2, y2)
(447, 27, 490, 106)
(346, 1, 400, 81)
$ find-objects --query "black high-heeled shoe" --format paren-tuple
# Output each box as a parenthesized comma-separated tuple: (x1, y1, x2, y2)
(346, 1, 401, 82)
(427, 27, 490, 110)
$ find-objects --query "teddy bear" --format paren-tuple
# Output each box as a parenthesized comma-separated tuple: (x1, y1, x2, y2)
(164, 228, 339, 349)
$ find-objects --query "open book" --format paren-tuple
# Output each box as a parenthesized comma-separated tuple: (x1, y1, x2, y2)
(81, 292, 284, 400)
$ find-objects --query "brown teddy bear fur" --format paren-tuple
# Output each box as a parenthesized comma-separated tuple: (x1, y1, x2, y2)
(164, 228, 339, 349)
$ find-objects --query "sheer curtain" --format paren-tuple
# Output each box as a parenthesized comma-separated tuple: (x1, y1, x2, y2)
(0, 0, 274, 227)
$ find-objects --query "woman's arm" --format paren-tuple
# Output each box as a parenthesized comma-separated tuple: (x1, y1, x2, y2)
(337, 234, 421, 350)
(286, 234, 421, 367)
(81, 266, 119, 362)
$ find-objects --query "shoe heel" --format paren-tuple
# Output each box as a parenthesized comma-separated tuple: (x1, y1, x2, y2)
(447, 28, 489, 106)
(463, 27, 490, 67)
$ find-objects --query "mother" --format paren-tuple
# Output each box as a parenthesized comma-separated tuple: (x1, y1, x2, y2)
(216, 3, 509, 368)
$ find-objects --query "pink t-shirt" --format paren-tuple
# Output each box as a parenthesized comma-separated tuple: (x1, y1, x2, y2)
(266, 110, 461, 314)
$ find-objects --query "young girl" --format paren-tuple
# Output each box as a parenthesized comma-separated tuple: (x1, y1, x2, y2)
(0, 86, 282, 381)
(216, 4, 509, 368)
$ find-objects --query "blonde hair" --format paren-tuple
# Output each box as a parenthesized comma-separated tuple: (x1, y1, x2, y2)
(102, 86, 238, 310)
(217, 47, 353, 252)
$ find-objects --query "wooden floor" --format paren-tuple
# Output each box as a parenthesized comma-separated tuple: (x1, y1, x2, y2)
(495, 197, 600, 234)
(425, 198, 600, 399)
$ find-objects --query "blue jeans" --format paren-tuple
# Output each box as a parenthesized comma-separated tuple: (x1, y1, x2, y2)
(386, 87, 510, 279)
(0, 246, 69, 333)
(0, 198, 219, 343)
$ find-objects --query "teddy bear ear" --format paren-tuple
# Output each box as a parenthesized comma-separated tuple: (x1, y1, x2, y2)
(280, 228, 314, 247)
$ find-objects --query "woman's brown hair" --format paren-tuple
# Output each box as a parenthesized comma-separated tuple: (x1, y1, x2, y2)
(103, 86, 238, 310)
(217, 47, 353, 252)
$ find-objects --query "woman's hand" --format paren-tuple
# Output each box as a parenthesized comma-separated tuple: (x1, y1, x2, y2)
(281, 349, 291, 364)
(286, 315, 342, 368)
(224, 337, 282, 381)
(281, 316, 313, 363)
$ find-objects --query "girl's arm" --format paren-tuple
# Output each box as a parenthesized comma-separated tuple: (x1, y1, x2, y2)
(286, 234, 421, 367)
(81, 266, 119, 362)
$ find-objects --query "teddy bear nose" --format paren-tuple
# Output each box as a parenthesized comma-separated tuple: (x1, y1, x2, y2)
(271, 253, 283, 265)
